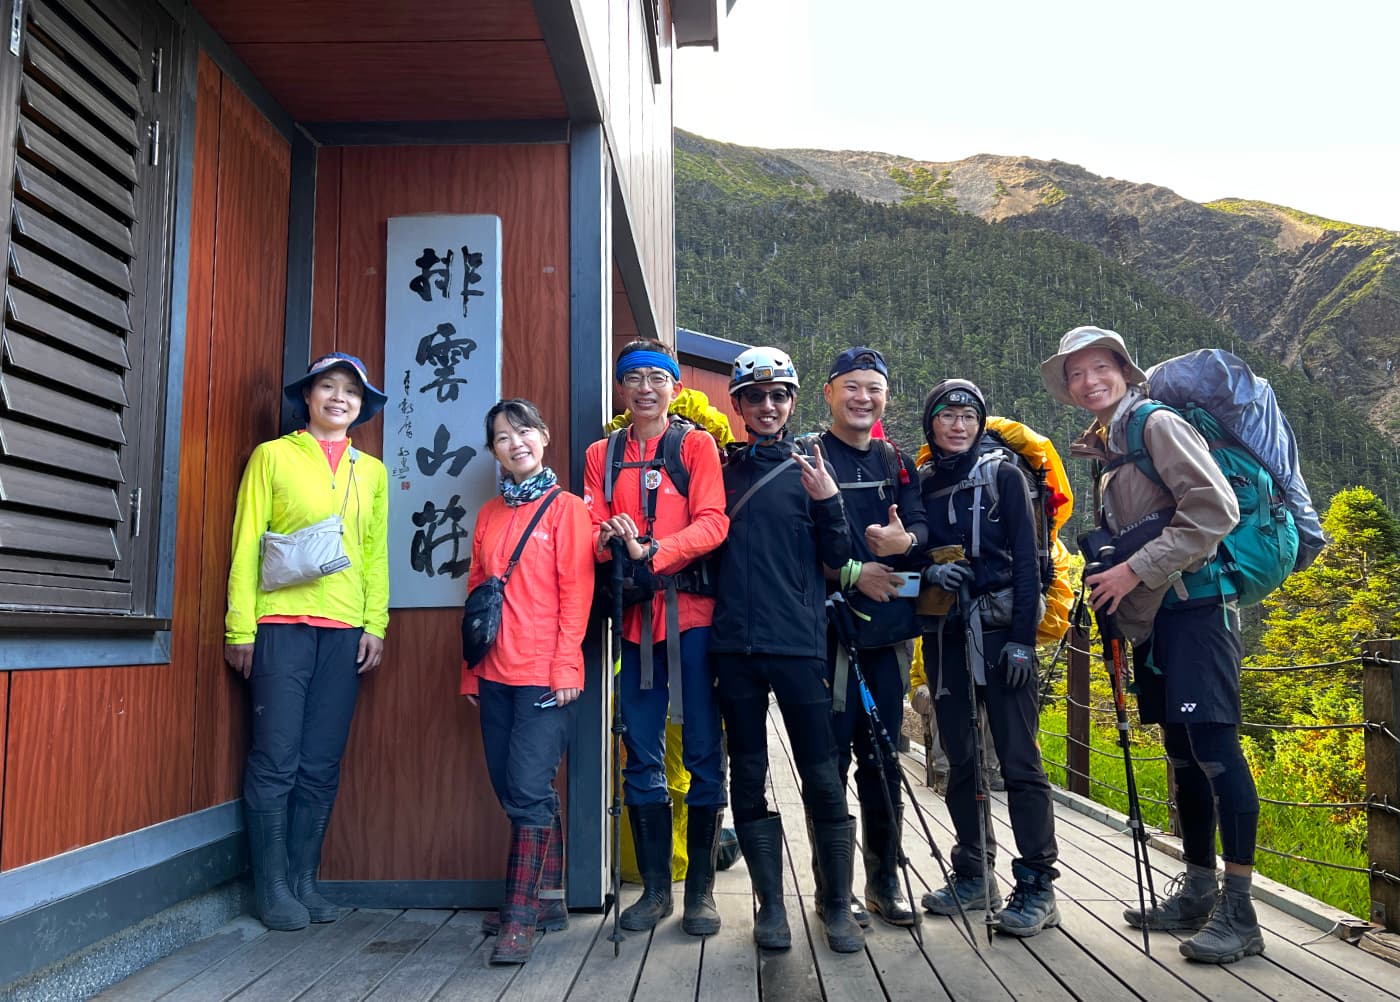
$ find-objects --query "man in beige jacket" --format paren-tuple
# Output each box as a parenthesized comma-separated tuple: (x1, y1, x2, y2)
(1043, 326, 1262, 966)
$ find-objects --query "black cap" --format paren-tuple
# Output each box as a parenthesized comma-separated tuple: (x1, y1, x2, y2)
(826, 346, 889, 383)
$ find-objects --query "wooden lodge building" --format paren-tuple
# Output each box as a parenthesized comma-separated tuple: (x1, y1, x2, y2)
(0, 0, 742, 990)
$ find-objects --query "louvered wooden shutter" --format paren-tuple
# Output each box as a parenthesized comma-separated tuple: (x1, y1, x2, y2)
(0, 0, 176, 616)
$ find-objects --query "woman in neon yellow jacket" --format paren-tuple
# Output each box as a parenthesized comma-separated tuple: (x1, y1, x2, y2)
(224, 352, 389, 932)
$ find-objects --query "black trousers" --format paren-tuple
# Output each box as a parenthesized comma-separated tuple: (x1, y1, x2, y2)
(828, 643, 905, 814)
(713, 652, 847, 826)
(928, 625, 1059, 878)
(243, 623, 362, 811)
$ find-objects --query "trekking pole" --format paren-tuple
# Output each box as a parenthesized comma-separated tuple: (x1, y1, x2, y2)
(957, 583, 996, 945)
(826, 596, 980, 953)
(1082, 541, 1158, 956)
(607, 539, 628, 956)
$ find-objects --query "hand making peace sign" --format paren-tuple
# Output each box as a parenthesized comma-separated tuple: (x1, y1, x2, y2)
(793, 440, 838, 501)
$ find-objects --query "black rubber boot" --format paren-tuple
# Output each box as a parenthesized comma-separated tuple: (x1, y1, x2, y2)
(735, 813, 791, 950)
(246, 800, 310, 931)
(620, 802, 674, 931)
(1125, 862, 1218, 931)
(682, 805, 723, 936)
(812, 818, 865, 954)
(861, 806, 917, 927)
(807, 812, 870, 929)
(1178, 873, 1265, 964)
(287, 796, 340, 923)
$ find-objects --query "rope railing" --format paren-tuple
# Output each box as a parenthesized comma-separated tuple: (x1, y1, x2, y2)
(1039, 755, 1171, 808)
(1030, 635, 1400, 923)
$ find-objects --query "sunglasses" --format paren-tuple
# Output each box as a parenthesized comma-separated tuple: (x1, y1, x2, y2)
(741, 387, 793, 405)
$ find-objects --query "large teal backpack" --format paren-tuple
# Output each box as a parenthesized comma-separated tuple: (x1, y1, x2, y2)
(1117, 401, 1300, 607)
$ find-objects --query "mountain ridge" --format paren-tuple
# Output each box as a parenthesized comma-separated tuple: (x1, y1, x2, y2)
(677, 130, 1400, 439)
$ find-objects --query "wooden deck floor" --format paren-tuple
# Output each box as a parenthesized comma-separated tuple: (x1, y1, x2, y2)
(99, 703, 1400, 1002)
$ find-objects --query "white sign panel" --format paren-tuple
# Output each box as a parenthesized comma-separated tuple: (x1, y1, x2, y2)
(384, 214, 502, 608)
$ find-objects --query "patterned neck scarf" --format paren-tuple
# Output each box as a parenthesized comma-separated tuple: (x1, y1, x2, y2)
(499, 467, 558, 507)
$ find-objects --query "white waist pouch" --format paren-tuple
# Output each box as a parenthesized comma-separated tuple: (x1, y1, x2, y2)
(258, 450, 358, 592)
(260, 515, 351, 591)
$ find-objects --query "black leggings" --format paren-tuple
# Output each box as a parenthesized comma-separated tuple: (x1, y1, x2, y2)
(713, 652, 848, 826)
(1162, 722, 1258, 867)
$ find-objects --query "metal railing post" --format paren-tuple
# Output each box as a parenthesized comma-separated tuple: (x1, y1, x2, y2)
(1066, 620, 1091, 797)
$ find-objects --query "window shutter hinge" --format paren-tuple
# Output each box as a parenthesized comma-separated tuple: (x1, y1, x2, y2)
(130, 487, 143, 537)
(8, 0, 23, 57)
(148, 120, 159, 166)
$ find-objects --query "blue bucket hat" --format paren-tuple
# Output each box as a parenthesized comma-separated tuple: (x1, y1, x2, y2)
(283, 352, 388, 427)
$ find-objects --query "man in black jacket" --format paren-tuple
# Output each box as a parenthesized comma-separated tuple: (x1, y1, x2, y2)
(819, 346, 925, 927)
(917, 379, 1060, 937)
(711, 346, 863, 955)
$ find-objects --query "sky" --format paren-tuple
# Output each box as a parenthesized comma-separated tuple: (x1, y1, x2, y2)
(674, 0, 1400, 232)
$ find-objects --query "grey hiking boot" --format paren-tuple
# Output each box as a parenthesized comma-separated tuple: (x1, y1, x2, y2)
(1178, 873, 1265, 964)
(1125, 863, 1218, 931)
(997, 861, 1060, 938)
(921, 870, 1001, 916)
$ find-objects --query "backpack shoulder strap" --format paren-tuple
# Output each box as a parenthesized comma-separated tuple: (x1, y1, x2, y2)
(662, 417, 693, 498)
(1107, 401, 1172, 489)
(603, 427, 628, 504)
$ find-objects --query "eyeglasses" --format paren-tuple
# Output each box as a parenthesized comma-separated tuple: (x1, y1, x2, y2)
(935, 410, 980, 427)
(741, 387, 793, 406)
(620, 371, 674, 389)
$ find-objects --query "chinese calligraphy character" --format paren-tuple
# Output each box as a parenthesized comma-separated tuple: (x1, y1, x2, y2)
(415, 322, 477, 402)
(409, 495, 470, 579)
(392, 446, 411, 479)
(416, 423, 477, 478)
(460, 245, 485, 317)
(409, 247, 453, 302)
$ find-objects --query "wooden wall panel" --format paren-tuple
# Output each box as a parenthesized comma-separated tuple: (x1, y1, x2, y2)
(310, 148, 341, 361)
(231, 41, 566, 123)
(0, 672, 7, 858)
(590, 0, 675, 342)
(190, 59, 292, 810)
(318, 143, 570, 880)
(681, 364, 745, 442)
(194, 0, 542, 44)
(2, 666, 190, 869)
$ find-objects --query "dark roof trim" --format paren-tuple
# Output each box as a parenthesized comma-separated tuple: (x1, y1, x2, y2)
(673, 0, 722, 49)
(677, 326, 749, 369)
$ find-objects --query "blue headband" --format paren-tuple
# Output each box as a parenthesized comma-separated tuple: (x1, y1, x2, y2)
(616, 350, 681, 383)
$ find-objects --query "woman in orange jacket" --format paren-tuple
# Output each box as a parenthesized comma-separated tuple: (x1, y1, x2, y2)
(462, 398, 594, 965)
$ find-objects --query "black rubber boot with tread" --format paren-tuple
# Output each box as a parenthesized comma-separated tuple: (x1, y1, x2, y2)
(682, 805, 723, 936)
(736, 813, 791, 950)
(620, 802, 675, 931)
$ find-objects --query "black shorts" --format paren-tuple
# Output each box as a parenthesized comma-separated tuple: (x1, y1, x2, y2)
(1132, 602, 1243, 726)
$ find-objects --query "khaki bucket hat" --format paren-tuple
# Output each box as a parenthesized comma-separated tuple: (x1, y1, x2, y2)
(1040, 326, 1148, 406)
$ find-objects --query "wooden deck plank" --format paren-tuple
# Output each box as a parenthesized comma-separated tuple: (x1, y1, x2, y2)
(1038, 795, 1399, 1000)
(494, 912, 606, 1002)
(1067, 896, 1264, 1002)
(426, 916, 522, 1002)
(93, 917, 269, 1001)
(559, 903, 648, 1001)
(631, 916, 703, 1000)
(153, 916, 346, 1001)
(290, 909, 450, 1002)
(362, 911, 486, 1001)
(696, 891, 759, 1002)
(856, 907, 956, 1002)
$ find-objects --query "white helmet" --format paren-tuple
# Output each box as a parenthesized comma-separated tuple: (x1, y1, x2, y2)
(729, 346, 800, 396)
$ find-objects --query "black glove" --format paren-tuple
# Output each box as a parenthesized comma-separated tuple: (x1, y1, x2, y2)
(998, 642, 1037, 689)
(922, 560, 974, 592)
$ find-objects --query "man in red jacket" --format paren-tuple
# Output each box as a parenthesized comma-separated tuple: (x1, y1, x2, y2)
(584, 338, 730, 937)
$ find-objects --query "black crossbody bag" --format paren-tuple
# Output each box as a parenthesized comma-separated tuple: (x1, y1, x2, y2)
(461, 488, 563, 667)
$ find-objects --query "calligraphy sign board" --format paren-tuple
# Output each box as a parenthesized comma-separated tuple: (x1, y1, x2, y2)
(385, 214, 503, 608)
